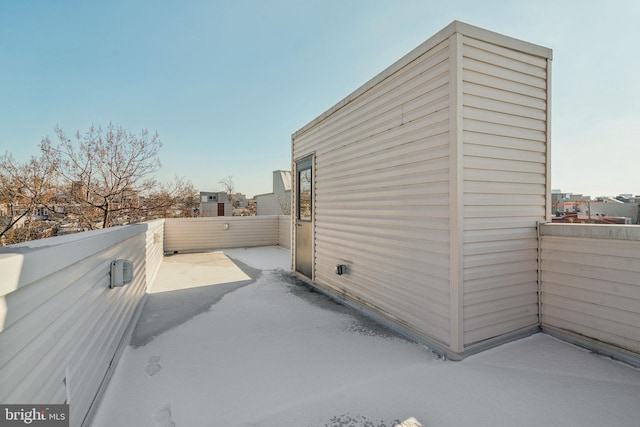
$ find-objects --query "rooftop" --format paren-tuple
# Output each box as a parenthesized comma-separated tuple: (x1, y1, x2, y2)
(90, 246, 640, 427)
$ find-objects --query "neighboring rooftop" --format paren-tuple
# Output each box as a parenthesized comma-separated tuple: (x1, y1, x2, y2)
(91, 247, 640, 427)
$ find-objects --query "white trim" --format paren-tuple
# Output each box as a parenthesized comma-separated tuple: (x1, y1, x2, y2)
(448, 33, 465, 353)
(545, 58, 553, 222)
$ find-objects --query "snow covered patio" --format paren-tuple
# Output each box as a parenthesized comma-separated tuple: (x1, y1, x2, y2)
(91, 246, 640, 427)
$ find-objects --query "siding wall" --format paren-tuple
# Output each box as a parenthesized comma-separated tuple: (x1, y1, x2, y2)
(540, 224, 640, 364)
(256, 193, 292, 216)
(164, 216, 289, 253)
(293, 37, 453, 347)
(0, 223, 163, 426)
(255, 194, 282, 215)
(278, 215, 292, 249)
(588, 202, 639, 222)
(460, 37, 550, 347)
(256, 171, 292, 216)
(292, 21, 551, 358)
(145, 220, 165, 290)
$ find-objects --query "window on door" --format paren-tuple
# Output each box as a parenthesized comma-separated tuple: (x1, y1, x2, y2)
(298, 166, 312, 221)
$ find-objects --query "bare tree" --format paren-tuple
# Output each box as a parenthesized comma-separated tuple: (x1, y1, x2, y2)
(52, 123, 161, 229)
(0, 123, 203, 244)
(0, 142, 59, 244)
(145, 176, 199, 218)
(173, 178, 199, 217)
(219, 175, 239, 208)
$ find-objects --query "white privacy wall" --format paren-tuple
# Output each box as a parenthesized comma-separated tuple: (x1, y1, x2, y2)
(0, 223, 163, 427)
(145, 219, 165, 290)
(279, 215, 292, 249)
(255, 194, 283, 216)
(540, 224, 640, 365)
(163, 216, 290, 253)
(292, 21, 551, 358)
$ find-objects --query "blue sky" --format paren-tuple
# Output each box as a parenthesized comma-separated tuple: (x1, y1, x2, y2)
(1, 0, 638, 197)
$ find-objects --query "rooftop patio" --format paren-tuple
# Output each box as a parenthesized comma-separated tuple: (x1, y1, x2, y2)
(1, 217, 639, 427)
(89, 246, 640, 427)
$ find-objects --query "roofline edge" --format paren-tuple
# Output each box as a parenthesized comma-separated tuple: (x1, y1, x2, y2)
(292, 20, 552, 139)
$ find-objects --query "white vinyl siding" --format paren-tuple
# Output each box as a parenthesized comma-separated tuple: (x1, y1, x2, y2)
(145, 219, 165, 289)
(255, 194, 283, 215)
(163, 216, 286, 253)
(294, 37, 453, 346)
(540, 224, 640, 360)
(0, 223, 163, 427)
(292, 21, 551, 358)
(278, 215, 292, 249)
(461, 36, 549, 347)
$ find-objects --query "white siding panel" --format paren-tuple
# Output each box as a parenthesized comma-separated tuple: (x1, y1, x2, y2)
(540, 225, 640, 355)
(463, 41, 547, 76)
(544, 299, 640, 344)
(463, 69, 547, 101)
(543, 312, 640, 356)
(465, 248, 537, 268)
(465, 193, 546, 206)
(146, 219, 165, 290)
(464, 119, 546, 142)
(465, 281, 538, 305)
(256, 194, 282, 215)
(294, 38, 453, 347)
(0, 225, 150, 427)
(464, 94, 546, 121)
(464, 228, 538, 246)
(464, 169, 546, 185)
(461, 36, 548, 347)
(464, 131, 546, 153)
(464, 216, 545, 232)
(278, 215, 292, 249)
(464, 143, 546, 163)
(464, 156, 546, 175)
(464, 312, 539, 344)
(294, 43, 450, 146)
(463, 57, 546, 89)
(464, 106, 547, 132)
(463, 36, 549, 68)
(464, 238, 538, 255)
(163, 216, 280, 253)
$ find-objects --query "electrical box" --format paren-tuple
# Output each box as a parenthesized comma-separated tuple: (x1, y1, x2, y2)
(110, 259, 134, 288)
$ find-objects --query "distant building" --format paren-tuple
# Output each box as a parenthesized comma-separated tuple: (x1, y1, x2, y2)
(552, 191, 590, 215)
(199, 191, 249, 216)
(255, 170, 292, 215)
(32, 206, 49, 221)
(199, 191, 232, 217)
(552, 191, 639, 224)
(590, 195, 639, 224)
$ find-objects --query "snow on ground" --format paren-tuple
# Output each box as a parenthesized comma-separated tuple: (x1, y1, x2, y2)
(222, 246, 292, 271)
(91, 247, 640, 427)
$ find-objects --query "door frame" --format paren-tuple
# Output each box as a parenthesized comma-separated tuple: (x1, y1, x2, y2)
(294, 154, 314, 279)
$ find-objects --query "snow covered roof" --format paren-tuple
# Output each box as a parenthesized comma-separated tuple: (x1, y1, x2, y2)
(91, 247, 640, 427)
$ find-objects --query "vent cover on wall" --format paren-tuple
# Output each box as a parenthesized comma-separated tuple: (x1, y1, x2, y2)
(110, 259, 134, 288)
